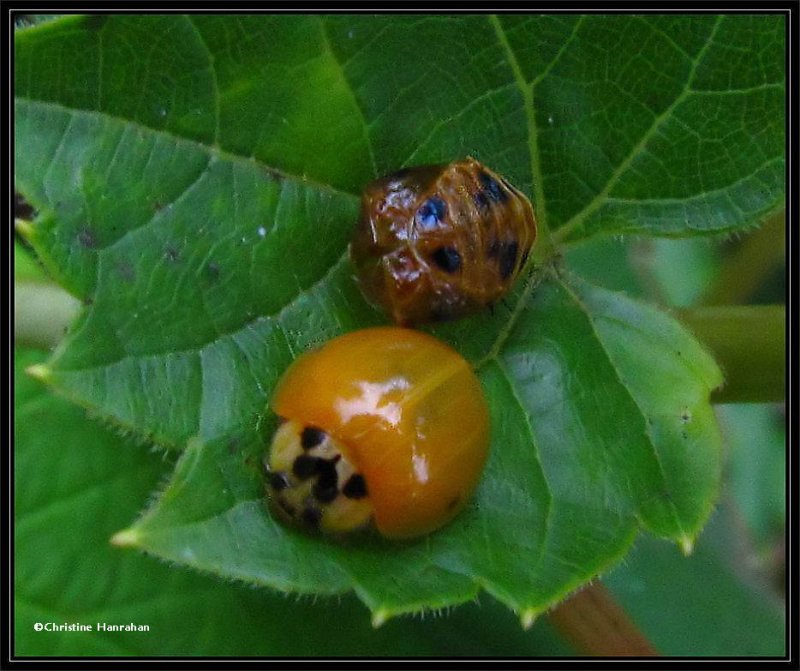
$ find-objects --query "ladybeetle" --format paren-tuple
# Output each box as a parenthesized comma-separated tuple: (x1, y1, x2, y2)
(265, 327, 490, 539)
(351, 157, 537, 326)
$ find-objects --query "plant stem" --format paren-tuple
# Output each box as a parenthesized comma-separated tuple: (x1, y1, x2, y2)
(678, 305, 785, 403)
(703, 211, 785, 305)
(548, 582, 658, 656)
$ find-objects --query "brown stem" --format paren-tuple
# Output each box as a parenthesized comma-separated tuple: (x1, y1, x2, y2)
(547, 582, 658, 657)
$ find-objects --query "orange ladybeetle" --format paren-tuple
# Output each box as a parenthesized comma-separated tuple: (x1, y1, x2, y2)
(264, 327, 490, 539)
(350, 157, 537, 326)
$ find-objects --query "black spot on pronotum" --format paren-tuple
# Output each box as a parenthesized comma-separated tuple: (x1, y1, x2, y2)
(431, 246, 462, 273)
(292, 455, 322, 480)
(78, 228, 97, 249)
(315, 457, 340, 490)
(498, 241, 519, 280)
(313, 483, 339, 504)
(301, 507, 322, 527)
(478, 171, 508, 203)
(342, 474, 368, 499)
(415, 196, 447, 230)
(277, 498, 296, 517)
(301, 426, 326, 450)
(269, 472, 291, 491)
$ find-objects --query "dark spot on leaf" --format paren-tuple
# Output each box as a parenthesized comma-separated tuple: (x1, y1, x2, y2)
(205, 262, 220, 282)
(117, 261, 135, 283)
(165, 246, 180, 262)
(78, 228, 97, 249)
(431, 246, 461, 273)
(82, 297, 94, 306)
(15, 192, 36, 220)
(342, 474, 368, 499)
(227, 438, 240, 454)
(301, 426, 326, 450)
(84, 15, 109, 31)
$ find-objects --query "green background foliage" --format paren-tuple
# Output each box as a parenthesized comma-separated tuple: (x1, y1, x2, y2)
(14, 13, 784, 656)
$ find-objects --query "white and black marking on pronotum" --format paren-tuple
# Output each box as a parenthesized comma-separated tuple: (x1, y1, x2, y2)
(267, 421, 373, 533)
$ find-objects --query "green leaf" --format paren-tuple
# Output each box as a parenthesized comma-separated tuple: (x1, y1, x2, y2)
(14, 348, 574, 655)
(605, 501, 785, 656)
(113, 271, 722, 623)
(14, 14, 744, 623)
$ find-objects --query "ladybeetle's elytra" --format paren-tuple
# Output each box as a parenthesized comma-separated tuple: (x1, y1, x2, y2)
(264, 327, 490, 539)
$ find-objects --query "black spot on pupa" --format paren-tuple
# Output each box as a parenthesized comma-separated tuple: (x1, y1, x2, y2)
(292, 455, 322, 480)
(342, 474, 368, 499)
(301, 426, 326, 450)
(301, 506, 322, 527)
(478, 171, 508, 203)
(431, 246, 462, 273)
(165, 246, 180, 263)
(269, 472, 291, 491)
(473, 189, 490, 212)
(498, 241, 519, 280)
(416, 196, 447, 230)
(446, 495, 460, 511)
(77, 228, 97, 249)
